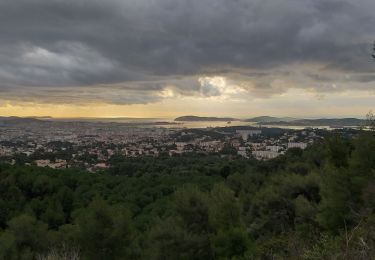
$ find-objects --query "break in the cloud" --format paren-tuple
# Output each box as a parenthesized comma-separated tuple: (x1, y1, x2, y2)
(0, 0, 374, 108)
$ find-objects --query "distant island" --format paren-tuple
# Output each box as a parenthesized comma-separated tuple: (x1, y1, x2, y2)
(259, 118, 366, 127)
(1, 116, 366, 128)
(174, 116, 238, 122)
(0, 116, 42, 123)
(244, 116, 297, 123)
(174, 115, 366, 127)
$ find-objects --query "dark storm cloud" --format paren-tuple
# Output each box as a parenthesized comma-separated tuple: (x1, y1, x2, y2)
(0, 0, 374, 104)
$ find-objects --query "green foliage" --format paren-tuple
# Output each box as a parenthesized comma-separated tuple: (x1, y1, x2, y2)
(0, 132, 374, 258)
(148, 184, 254, 260)
(211, 228, 252, 259)
(326, 134, 352, 168)
(0, 214, 49, 259)
(75, 197, 134, 260)
(303, 233, 341, 260)
(317, 166, 352, 231)
(295, 195, 317, 227)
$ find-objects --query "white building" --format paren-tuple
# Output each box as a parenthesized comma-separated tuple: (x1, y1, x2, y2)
(249, 142, 263, 150)
(35, 159, 67, 169)
(252, 150, 280, 160)
(266, 145, 282, 152)
(236, 130, 262, 141)
(35, 159, 51, 167)
(175, 142, 187, 151)
(287, 142, 307, 150)
(237, 147, 248, 157)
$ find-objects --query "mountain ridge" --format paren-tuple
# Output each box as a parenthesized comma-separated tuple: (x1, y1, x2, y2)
(174, 116, 238, 122)
(174, 115, 366, 127)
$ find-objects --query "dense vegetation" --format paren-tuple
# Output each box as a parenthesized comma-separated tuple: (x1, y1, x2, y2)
(0, 131, 374, 259)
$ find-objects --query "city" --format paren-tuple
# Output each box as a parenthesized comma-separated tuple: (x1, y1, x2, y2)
(0, 117, 359, 171)
(0, 0, 374, 258)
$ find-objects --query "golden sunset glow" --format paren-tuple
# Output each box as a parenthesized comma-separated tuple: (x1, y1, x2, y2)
(0, 0, 374, 119)
(0, 88, 373, 119)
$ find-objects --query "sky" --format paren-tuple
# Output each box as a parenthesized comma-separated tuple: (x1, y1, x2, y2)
(0, 0, 374, 118)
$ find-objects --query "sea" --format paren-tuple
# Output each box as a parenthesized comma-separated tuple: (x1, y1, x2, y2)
(47, 117, 336, 130)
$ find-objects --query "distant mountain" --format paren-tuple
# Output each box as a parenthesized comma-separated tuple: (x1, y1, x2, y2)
(29, 116, 53, 120)
(245, 116, 297, 123)
(0, 116, 43, 123)
(0, 115, 366, 128)
(260, 118, 365, 127)
(175, 116, 238, 122)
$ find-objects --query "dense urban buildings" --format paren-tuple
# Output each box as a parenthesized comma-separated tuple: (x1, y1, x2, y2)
(0, 117, 359, 171)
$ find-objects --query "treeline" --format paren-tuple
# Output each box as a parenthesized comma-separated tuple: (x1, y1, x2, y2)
(0, 132, 374, 259)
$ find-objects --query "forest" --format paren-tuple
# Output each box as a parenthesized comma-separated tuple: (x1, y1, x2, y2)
(0, 131, 374, 259)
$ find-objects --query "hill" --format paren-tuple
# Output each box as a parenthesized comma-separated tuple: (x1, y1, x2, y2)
(262, 118, 365, 127)
(245, 116, 297, 123)
(0, 116, 43, 124)
(174, 115, 238, 121)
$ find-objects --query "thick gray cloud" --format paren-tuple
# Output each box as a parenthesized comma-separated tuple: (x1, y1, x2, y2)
(0, 0, 374, 104)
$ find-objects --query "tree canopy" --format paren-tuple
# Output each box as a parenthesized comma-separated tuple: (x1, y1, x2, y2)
(0, 131, 374, 259)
